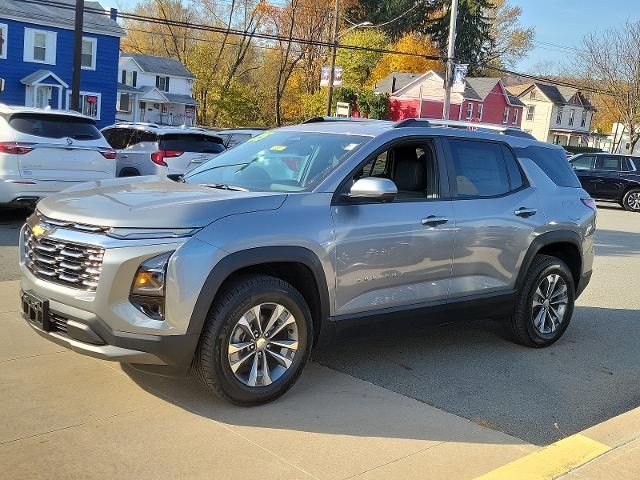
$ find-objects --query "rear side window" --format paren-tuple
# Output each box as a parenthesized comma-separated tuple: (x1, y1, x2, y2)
(7, 113, 101, 140)
(161, 134, 225, 153)
(514, 146, 581, 188)
(448, 139, 511, 197)
(595, 156, 621, 171)
(228, 133, 252, 148)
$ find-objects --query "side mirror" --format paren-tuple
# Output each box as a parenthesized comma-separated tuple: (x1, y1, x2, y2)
(348, 178, 397, 203)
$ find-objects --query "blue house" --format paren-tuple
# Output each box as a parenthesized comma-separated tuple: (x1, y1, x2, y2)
(0, 0, 124, 128)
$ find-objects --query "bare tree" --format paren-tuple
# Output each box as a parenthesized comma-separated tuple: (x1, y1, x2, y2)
(577, 20, 640, 153)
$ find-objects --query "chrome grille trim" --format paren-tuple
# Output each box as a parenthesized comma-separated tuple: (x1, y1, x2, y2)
(35, 211, 109, 234)
(24, 229, 105, 291)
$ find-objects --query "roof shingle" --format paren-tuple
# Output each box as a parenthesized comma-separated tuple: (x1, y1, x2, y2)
(122, 53, 195, 79)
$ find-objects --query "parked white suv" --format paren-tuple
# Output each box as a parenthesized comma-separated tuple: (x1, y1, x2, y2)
(0, 105, 117, 208)
(101, 123, 226, 177)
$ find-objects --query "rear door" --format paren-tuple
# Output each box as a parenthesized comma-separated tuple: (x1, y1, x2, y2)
(9, 113, 115, 181)
(593, 155, 626, 200)
(160, 134, 225, 173)
(444, 138, 544, 298)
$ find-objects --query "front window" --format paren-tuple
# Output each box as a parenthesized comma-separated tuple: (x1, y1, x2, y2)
(466, 103, 473, 120)
(502, 107, 510, 124)
(0, 23, 7, 59)
(184, 131, 369, 192)
(117, 93, 131, 112)
(81, 37, 96, 69)
(570, 155, 595, 170)
(526, 105, 535, 120)
(476, 104, 483, 121)
(569, 109, 575, 126)
(512, 109, 519, 125)
(556, 107, 563, 124)
(67, 92, 101, 119)
(157, 76, 170, 92)
(33, 32, 47, 62)
(581, 111, 587, 128)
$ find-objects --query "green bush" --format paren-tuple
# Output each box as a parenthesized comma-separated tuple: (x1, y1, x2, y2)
(563, 146, 603, 154)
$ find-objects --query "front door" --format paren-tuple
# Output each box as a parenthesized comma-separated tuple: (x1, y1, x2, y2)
(592, 155, 626, 200)
(332, 139, 454, 316)
(444, 138, 545, 298)
(570, 155, 597, 195)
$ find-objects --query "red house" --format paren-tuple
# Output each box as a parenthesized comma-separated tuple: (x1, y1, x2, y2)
(378, 71, 525, 127)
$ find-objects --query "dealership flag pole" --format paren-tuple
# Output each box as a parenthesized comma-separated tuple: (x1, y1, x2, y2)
(71, 0, 85, 112)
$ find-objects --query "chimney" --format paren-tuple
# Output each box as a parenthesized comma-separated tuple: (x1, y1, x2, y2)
(110, 8, 118, 21)
(391, 76, 396, 94)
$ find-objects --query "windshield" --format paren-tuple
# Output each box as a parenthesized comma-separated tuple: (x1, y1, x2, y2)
(184, 131, 369, 192)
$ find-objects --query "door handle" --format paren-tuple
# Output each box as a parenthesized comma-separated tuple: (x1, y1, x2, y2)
(422, 215, 448, 226)
(120, 154, 128, 159)
(514, 207, 537, 218)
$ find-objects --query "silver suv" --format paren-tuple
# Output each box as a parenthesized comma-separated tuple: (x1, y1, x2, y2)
(19, 118, 596, 405)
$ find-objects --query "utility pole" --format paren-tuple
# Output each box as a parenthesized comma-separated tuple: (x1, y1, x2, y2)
(442, 0, 459, 120)
(71, 0, 85, 112)
(325, 0, 340, 116)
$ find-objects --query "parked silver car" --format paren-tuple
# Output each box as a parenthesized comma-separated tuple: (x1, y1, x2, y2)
(20, 118, 596, 405)
(102, 123, 225, 177)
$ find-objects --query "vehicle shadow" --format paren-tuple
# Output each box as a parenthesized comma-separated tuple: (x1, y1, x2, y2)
(595, 228, 640, 257)
(0, 208, 29, 247)
(123, 305, 640, 447)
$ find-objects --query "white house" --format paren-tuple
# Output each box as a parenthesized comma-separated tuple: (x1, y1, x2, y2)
(510, 82, 595, 147)
(116, 53, 198, 126)
(606, 122, 640, 155)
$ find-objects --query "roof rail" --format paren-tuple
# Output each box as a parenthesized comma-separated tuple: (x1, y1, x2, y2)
(301, 116, 384, 124)
(394, 118, 535, 139)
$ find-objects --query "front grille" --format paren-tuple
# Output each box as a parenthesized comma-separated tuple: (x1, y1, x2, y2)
(24, 229, 105, 291)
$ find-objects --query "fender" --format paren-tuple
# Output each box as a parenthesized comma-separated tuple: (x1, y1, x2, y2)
(185, 246, 332, 348)
(515, 230, 583, 290)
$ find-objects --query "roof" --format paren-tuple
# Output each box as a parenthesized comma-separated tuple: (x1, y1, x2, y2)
(20, 70, 69, 88)
(164, 93, 199, 106)
(513, 82, 595, 109)
(0, 0, 124, 37)
(0, 104, 95, 121)
(105, 123, 218, 137)
(464, 78, 499, 101)
(373, 72, 423, 94)
(117, 84, 198, 105)
(121, 53, 195, 79)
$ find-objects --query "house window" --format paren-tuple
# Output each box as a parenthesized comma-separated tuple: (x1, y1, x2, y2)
(569, 109, 575, 126)
(526, 105, 535, 121)
(466, 102, 474, 120)
(81, 37, 97, 70)
(24, 29, 56, 64)
(512, 109, 518, 125)
(477, 104, 483, 121)
(117, 93, 131, 113)
(503, 107, 510, 124)
(580, 111, 587, 128)
(67, 91, 101, 119)
(530, 90, 536, 99)
(122, 70, 137, 87)
(0, 23, 7, 60)
(556, 107, 563, 124)
(156, 76, 170, 92)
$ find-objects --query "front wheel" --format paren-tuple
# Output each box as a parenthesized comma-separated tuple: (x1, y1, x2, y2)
(623, 189, 640, 212)
(509, 255, 575, 348)
(193, 275, 312, 405)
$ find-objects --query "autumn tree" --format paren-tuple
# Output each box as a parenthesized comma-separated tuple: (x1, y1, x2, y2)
(485, 0, 534, 69)
(335, 29, 388, 89)
(576, 20, 640, 152)
(346, 0, 433, 40)
(370, 32, 443, 85)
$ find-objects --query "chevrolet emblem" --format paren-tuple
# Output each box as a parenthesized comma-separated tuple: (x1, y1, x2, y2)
(32, 224, 46, 237)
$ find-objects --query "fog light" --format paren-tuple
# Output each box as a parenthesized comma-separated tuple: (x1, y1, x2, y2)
(130, 252, 173, 320)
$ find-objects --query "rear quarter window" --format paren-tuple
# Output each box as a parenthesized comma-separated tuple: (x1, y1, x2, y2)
(513, 146, 581, 188)
(7, 113, 101, 140)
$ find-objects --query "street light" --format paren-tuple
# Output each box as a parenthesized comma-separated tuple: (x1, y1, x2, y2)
(325, 11, 374, 116)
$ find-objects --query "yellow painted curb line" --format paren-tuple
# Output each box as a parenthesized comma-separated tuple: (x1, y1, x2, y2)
(474, 434, 610, 480)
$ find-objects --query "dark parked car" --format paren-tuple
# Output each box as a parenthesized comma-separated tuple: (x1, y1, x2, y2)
(217, 128, 266, 149)
(569, 153, 640, 212)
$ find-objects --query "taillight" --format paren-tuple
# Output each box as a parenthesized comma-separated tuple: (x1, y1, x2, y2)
(151, 150, 183, 167)
(581, 197, 597, 211)
(0, 142, 34, 155)
(99, 149, 117, 159)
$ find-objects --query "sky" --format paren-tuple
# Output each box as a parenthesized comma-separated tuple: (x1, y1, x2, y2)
(100, 0, 639, 75)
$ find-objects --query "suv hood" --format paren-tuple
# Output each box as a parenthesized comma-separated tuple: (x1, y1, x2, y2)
(36, 176, 287, 228)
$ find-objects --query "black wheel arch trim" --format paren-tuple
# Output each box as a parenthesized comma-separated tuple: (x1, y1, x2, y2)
(515, 230, 584, 291)
(184, 246, 332, 360)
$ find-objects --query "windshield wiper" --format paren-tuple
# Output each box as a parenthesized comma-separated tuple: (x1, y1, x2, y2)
(204, 183, 249, 192)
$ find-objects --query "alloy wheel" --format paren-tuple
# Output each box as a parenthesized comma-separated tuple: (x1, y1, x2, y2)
(626, 192, 640, 211)
(532, 274, 569, 335)
(227, 303, 299, 387)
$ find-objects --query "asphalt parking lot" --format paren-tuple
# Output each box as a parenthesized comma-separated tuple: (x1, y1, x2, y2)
(1, 204, 639, 449)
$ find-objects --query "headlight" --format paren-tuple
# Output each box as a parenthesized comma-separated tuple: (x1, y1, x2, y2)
(108, 227, 200, 240)
(130, 251, 173, 320)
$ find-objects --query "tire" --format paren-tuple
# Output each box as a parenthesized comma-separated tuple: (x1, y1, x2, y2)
(509, 254, 575, 348)
(193, 275, 313, 405)
(622, 188, 640, 212)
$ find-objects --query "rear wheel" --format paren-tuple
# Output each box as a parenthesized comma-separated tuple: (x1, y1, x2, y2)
(623, 189, 640, 212)
(509, 255, 575, 347)
(193, 275, 312, 405)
